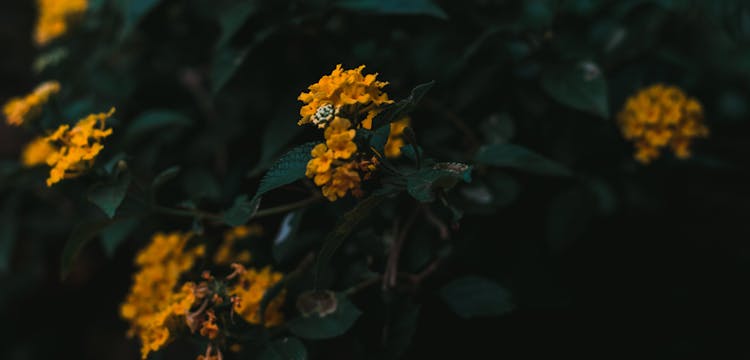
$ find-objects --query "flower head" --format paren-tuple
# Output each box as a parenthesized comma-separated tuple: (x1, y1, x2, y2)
(229, 266, 285, 327)
(298, 64, 392, 129)
(43, 108, 114, 186)
(213, 224, 261, 265)
(34, 0, 88, 46)
(120, 231, 204, 359)
(21, 137, 56, 167)
(3, 81, 60, 126)
(618, 84, 708, 164)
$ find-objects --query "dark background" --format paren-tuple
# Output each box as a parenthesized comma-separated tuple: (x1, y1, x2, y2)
(2, 0, 750, 359)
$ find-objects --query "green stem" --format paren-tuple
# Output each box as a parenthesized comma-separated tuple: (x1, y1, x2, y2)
(253, 194, 323, 218)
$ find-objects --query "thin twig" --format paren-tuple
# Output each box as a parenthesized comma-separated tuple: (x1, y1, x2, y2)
(383, 205, 422, 289)
(253, 194, 322, 219)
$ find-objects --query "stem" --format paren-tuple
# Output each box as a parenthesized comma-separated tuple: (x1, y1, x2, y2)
(252, 194, 322, 219)
(383, 205, 421, 289)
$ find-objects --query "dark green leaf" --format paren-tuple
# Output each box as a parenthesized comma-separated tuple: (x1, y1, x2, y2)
(372, 81, 435, 128)
(211, 45, 250, 94)
(440, 276, 514, 318)
(61, 218, 118, 279)
(151, 166, 180, 189)
(541, 62, 609, 118)
(222, 195, 261, 227)
(315, 195, 386, 281)
(118, 0, 162, 37)
(381, 302, 420, 359)
(406, 162, 472, 202)
(87, 173, 132, 219)
(369, 123, 392, 154)
(216, 1, 257, 48)
(254, 142, 317, 198)
(100, 217, 140, 257)
(287, 293, 362, 339)
(475, 143, 571, 176)
(335, 0, 448, 19)
(249, 100, 305, 176)
(124, 110, 192, 141)
(259, 337, 307, 360)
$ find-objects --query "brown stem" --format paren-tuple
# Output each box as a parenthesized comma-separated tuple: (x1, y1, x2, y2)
(383, 206, 421, 289)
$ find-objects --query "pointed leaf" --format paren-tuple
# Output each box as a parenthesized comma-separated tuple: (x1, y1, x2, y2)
(335, 0, 447, 19)
(441, 276, 514, 318)
(372, 81, 435, 128)
(87, 173, 132, 219)
(475, 143, 571, 176)
(541, 61, 609, 118)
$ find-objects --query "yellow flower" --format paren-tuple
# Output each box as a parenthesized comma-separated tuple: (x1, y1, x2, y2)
(120, 232, 204, 359)
(3, 81, 60, 126)
(384, 117, 410, 158)
(618, 84, 709, 164)
(321, 162, 361, 201)
(34, 0, 87, 46)
(21, 137, 56, 167)
(43, 108, 114, 186)
(213, 224, 262, 265)
(298, 64, 392, 129)
(324, 117, 357, 159)
(305, 143, 334, 186)
(230, 266, 286, 327)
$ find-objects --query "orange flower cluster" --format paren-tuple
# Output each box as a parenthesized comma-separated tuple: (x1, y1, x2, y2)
(618, 84, 709, 164)
(34, 0, 87, 46)
(213, 224, 262, 265)
(3, 81, 60, 126)
(120, 232, 205, 359)
(229, 266, 286, 327)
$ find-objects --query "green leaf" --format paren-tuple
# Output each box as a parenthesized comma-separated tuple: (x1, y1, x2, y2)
(372, 81, 435, 128)
(259, 337, 307, 360)
(335, 0, 448, 19)
(475, 143, 571, 176)
(287, 293, 362, 340)
(255, 142, 317, 198)
(118, 0, 163, 37)
(541, 61, 609, 118)
(315, 195, 386, 281)
(249, 101, 305, 177)
(369, 123, 392, 154)
(222, 195, 261, 227)
(212, 25, 279, 93)
(151, 166, 180, 189)
(61, 218, 118, 279)
(211, 45, 251, 94)
(216, 1, 257, 48)
(381, 302, 420, 359)
(100, 217, 140, 257)
(87, 173, 132, 219)
(406, 162, 472, 202)
(440, 276, 515, 319)
(124, 110, 192, 141)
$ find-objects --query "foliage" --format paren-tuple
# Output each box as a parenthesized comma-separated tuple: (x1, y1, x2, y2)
(1, 0, 750, 359)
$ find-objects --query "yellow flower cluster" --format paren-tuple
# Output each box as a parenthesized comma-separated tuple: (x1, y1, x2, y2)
(120, 232, 205, 359)
(298, 64, 392, 129)
(300, 65, 391, 201)
(230, 266, 286, 327)
(34, 0, 88, 46)
(23, 108, 114, 186)
(3, 81, 60, 126)
(305, 117, 378, 201)
(618, 84, 709, 164)
(213, 224, 262, 265)
(384, 117, 410, 158)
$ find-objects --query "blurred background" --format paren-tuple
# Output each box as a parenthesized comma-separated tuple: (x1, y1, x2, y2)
(2, 0, 750, 359)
